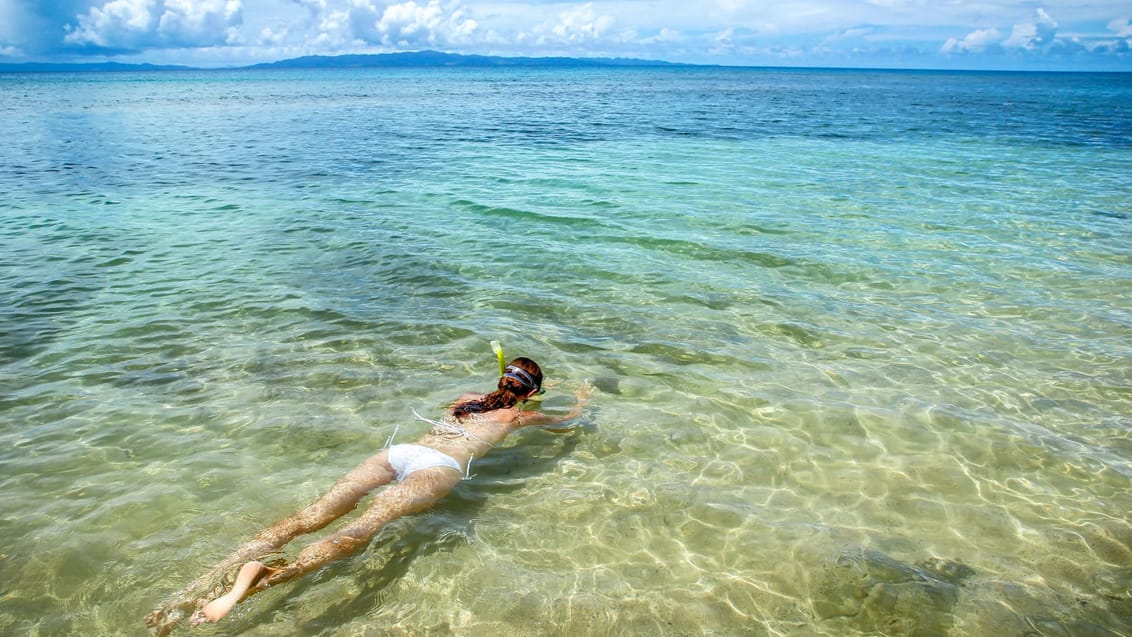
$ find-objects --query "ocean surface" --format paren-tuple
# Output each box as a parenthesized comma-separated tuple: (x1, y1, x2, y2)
(1, 66, 1130, 636)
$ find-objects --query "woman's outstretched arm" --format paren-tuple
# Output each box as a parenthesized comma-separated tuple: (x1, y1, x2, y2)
(519, 380, 593, 431)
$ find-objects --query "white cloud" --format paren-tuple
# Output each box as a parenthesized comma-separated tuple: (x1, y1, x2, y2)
(1, 0, 1129, 70)
(941, 27, 1001, 54)
(712, 27, 733, 49)
(1107, 16, 1132, 37)
(64, 0, 243, 50)
(310, 5, 353, 48)
(541, 3, 614, 45)
(267, 0, 478, 51)
(376, 1, 477, 47)
(642, 27, 682, 44)
(821, 26, 872, 46)
(258, 24, 287, 44)
(1003, 8, 1058, 51)
(941, 9, 1066, 56)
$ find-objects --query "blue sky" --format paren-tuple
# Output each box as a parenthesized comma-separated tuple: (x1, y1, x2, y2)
(2, 1, 1130, 70)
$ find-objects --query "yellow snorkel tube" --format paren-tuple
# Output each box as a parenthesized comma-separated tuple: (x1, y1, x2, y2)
(490, 340, 506, 378)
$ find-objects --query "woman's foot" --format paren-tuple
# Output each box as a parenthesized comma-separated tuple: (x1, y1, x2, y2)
(190, 561, 271, 625)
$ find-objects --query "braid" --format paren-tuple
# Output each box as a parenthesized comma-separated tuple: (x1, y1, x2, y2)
(452, 385, 523, 419)
(452, 357, 543, 420)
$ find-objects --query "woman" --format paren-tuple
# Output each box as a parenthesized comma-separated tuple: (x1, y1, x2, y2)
(145, 357, 591, 635)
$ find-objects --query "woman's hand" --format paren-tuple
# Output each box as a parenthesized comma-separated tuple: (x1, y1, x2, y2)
(574, 379, 594, 404)
(523, 379, 595, 431)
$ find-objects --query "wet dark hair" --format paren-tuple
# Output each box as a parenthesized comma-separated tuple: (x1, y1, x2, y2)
(452, 357, 543, 419)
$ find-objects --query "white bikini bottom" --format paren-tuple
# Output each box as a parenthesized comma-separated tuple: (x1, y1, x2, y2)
(387, 444, 464, 481)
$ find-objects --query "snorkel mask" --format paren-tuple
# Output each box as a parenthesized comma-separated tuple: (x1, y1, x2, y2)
(503, 365, 543, 395)
(491, 341, 544, 397)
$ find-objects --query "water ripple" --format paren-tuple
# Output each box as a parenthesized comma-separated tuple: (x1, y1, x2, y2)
(1, 67, 1130, 637)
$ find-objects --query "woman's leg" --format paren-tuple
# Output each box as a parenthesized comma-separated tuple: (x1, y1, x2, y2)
(144, 451, 395, 636)
(246, 451, 399, 550)
(197, 467, 463, 623)
(192, 561, 274, 625)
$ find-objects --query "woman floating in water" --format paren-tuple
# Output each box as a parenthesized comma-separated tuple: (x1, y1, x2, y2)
(145, 357, 591, 635)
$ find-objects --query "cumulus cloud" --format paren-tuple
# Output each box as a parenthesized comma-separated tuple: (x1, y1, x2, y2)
(63, 0, 243, 51)
(942, 9, 1066, 56)
(280, 0, 477, 51)
(941, 27, 1001, 54)
(499, 2, 614, 48)
(642, 27, 682, 44)
(376, 1, 477, 47)
(707, 27, 737, 56)
(821, 26, 872, 47)
(1003, 8, 1058, 50)
(258, 24, 287, 44)
(1, 0, 1128, 69)
(549, 3, 612, 43)
(1107, 16, 1132, 37)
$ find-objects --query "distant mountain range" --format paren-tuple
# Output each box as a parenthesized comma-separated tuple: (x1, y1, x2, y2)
(250, 50, 687, 69)
(0, 50, 688, 74)
(0, 61, 195, 73)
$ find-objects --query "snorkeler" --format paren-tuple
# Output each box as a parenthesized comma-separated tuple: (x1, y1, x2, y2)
(144, 357, 592, 635)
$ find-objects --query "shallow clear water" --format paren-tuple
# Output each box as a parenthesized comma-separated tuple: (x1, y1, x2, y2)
(1, 67, 1131, 636)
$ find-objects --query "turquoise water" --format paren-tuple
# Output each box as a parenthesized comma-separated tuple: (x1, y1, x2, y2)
(1, 67, 1131, 636)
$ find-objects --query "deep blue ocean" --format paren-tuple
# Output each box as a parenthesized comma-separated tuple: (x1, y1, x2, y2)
(1, 66, 1131, 636)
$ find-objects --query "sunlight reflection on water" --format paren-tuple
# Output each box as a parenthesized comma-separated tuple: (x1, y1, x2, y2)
(1, 68, 1130, 636)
